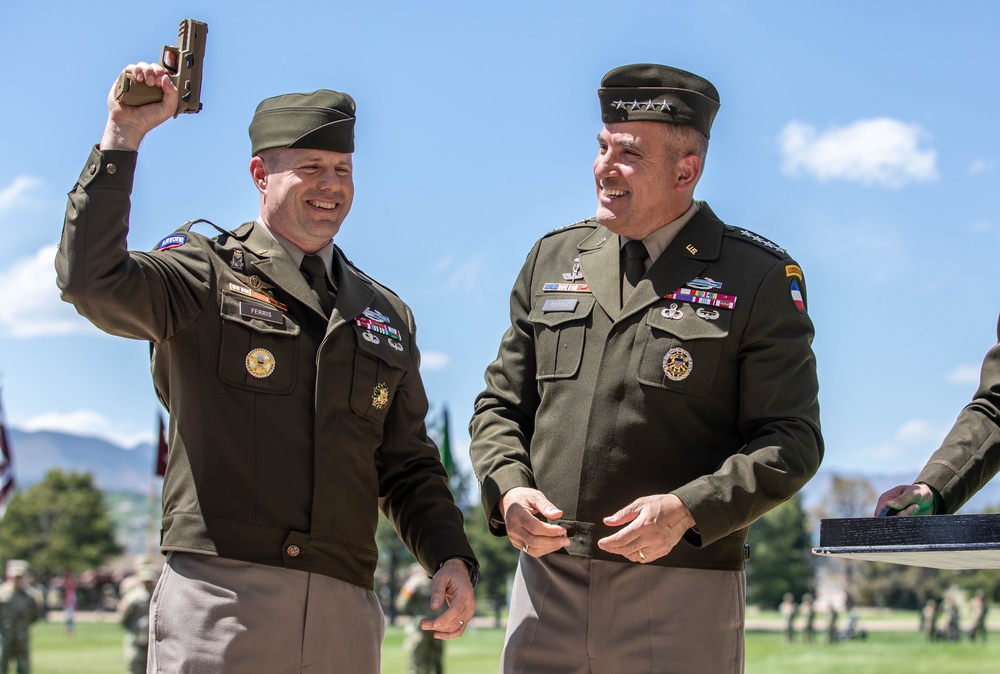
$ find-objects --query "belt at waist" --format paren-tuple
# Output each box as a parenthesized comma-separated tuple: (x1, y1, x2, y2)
(552, 518, 751, 571)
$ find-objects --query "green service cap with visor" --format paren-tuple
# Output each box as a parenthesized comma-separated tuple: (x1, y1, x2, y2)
(249, 90, 356, 155)
(598, 64, 720, 138)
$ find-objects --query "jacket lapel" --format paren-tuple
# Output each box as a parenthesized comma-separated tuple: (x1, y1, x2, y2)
(235, 221, 327, 318)
(618, 205, 725, 323)
(328, 248, 376, 335)
(577, 226, 622, 317)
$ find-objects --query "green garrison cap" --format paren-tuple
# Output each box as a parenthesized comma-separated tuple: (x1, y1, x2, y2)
(249, 90, 356, 155)
(598, 64, 720, 138)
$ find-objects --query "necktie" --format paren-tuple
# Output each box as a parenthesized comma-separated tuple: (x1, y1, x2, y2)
(300, 254, 335, 316)
(622, 239, 649, 301)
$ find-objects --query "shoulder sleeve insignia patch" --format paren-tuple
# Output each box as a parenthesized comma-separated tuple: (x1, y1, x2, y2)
(156, 234, 187, 251)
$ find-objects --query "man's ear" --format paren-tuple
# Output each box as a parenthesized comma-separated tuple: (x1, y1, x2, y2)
(249, 156, 267, 192)
(675, 154, 702, 190)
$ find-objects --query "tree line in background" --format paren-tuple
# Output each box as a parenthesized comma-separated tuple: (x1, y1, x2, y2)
(3, 466, 1000, 619)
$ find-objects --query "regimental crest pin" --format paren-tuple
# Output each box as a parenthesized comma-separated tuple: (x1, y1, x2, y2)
(230, 249, 245, 271)
(372, 383, 389, 410)
(662, 347, 693, 382)
(245, 348, 275, 379)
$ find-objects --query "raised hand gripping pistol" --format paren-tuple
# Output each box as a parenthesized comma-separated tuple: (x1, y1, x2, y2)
(115, 19, 208, 113)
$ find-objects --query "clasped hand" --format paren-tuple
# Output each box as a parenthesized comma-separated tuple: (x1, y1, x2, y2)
(501, 487, 695, 563)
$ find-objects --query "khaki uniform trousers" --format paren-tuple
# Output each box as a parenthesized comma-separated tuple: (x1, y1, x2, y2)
(502, 553, 745, 674)
(148, 552, 385, 673)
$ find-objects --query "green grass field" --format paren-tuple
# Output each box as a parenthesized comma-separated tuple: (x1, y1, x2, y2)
(24, 619, 1000, 673)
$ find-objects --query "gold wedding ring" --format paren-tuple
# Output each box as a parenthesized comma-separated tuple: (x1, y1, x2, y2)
(638, 549, 646, 560)
(522, 542, 529, 553)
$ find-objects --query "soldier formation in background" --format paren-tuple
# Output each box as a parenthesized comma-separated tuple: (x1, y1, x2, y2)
(118, 565, 157, 674)
(396, 565, 445, 674)
(921, 592, 989, 643)
(0, 561, 41, 674)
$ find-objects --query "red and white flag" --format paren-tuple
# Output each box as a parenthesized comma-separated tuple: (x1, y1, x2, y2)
(0, 388, 15, 517)
(155, 414, 169, 477)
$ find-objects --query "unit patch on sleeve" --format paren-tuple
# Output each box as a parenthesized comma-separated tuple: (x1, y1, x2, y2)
(789, 279, 806, 313)
(156, 234, 187, 251)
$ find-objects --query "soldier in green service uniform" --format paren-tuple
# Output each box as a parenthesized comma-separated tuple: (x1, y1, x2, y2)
(397, 564, 445, 674)
(118, 567, 156, 674)
(0, 561, 41, 674)
(876, 314, 1000, 517)
(56, 60, 477, 673)
(469, 64, 823, 673)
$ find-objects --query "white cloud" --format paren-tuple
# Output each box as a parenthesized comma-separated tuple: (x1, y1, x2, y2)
(0, 176, 44, 214)
(420, 351, 451, 371)
(969, 158, 995, 175)
(431, 255, 485, 292)
(970, 220, 998, 235)
(778, 118, 938, 188)
(946, 363, 981, 386)
(864, 419, 948, 467)
(0, 244, 101, 338)
(20, 410, 152, 448)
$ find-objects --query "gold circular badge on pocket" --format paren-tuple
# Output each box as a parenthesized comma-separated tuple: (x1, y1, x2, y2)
(246, 348, 276, 379)
(662, 347, 693, 382)
(372, 383, 389, 410)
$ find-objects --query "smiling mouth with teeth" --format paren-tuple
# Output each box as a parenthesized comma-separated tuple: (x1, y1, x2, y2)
(309, 200, 337, 210)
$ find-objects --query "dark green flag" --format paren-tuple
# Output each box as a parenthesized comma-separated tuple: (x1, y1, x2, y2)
(439, 407, 456, 476)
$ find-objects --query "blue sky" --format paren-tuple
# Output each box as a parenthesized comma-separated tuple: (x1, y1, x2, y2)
(1, 1, 998, 479)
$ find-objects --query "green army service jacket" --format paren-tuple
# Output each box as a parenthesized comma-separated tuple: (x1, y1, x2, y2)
(56, 147, 475, 589)
(470, 205, 823, 570)
(916, 314, 1000, 512)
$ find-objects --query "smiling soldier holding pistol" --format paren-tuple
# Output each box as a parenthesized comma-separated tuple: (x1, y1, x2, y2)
(56, 53, 476, 673)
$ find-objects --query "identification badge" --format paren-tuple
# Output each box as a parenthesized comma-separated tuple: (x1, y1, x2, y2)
(239, 301, 284, 325)
(228, 283, 288, 311)
(543, 299, 579, 313)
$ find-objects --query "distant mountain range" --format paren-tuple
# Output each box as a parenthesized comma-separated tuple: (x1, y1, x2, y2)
(6, 427, 1000, 516)
(7, 428, 157, 494)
